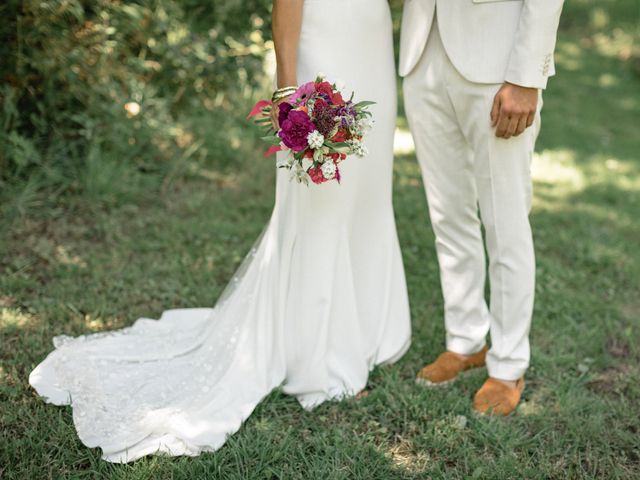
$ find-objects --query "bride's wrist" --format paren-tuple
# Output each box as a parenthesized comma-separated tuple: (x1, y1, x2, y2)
(272, 85, 298, 103)
(276, 68, 297, 90)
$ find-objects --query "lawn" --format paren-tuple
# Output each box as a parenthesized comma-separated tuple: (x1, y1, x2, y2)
(1, 1, 639, 479)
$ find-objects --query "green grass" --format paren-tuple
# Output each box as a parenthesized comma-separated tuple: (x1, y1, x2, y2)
(2, 1, 640, 478)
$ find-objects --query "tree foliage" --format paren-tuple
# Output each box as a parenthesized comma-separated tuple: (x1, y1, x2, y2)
(0, 0, 271, 189)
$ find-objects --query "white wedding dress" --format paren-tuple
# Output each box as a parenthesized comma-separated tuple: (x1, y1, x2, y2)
(29, 0, 411, 463)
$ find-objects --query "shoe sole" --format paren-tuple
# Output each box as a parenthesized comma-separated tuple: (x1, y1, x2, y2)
(471, 404, 518, 418)
(415, 365, 485, 389)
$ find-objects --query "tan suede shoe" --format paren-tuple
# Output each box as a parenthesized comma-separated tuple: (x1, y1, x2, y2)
(473, 377, 525, 416)
(415, 346, 488, 387)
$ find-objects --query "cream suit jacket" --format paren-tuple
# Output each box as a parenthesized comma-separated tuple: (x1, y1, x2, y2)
(399, 0, 564, 89)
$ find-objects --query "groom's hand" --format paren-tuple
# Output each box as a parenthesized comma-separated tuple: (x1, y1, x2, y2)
(491, 82, 538, 139)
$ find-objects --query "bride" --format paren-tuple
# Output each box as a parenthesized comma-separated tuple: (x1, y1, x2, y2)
(29, 0, 411, 463)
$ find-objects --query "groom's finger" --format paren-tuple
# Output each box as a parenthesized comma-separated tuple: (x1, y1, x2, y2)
(495, 114, 510, 138)
(503, 116, 519, 139)
(514, 115, 528, 136)
(526, 111, 535, 128)
(491, 95, 501, 127)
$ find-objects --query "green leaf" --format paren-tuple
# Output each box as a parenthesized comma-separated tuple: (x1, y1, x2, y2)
(326, 141, 349, 149)
(354, 101, 376, 108)
(260, 135, 281, 145)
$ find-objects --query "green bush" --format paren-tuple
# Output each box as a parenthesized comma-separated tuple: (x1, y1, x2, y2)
(0, 0, 271, 207)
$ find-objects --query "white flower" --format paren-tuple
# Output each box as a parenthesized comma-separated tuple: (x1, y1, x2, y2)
(307, 130, 325, 150)
(356, 117, 374, 133)
(317, 71, 326, 80)
(348, 139, 368, 158)
(349, 117, 373, 136)
(290, 162, 309, 185)
(321, 161, 337, 179)
(276, 152, 294, 169)
(335, 79, 346, 91)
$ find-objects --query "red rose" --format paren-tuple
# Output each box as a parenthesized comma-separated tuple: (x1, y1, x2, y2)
(314, 98, 329, 112)
(307, 165, 328, 184)
(315, 81, 333, 98)
(332, 129, 349, 142)
(331, 92, 345, 105)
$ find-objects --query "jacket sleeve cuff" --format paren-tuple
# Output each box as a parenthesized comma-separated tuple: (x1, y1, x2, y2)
(504, 66, 552, 90)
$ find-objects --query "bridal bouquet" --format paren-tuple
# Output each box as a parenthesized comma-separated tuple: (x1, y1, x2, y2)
(248, 75, 374, 185)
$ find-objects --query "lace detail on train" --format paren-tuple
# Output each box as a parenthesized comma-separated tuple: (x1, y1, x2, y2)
(51, 310, 236, 444)
(30, 237, 265, 461)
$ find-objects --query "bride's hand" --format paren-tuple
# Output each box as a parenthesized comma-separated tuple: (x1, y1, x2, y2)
(270, 84, 297, 130)
(270, 98, 286, 130)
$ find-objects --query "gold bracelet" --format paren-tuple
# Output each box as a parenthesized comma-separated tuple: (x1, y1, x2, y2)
(272, 89, 297, 100)
(272, 86, 297, 102)
(272, 93, 294, 103)
(275, 85, 297, 93)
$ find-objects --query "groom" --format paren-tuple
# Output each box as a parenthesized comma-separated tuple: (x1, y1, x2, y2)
(400, 0, 564, 415)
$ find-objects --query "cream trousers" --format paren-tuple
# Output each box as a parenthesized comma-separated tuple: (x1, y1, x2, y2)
(404, 18, 541, 380)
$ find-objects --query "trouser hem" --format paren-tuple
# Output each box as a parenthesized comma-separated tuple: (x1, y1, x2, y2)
(446, 337, 487, 357)
(486, 360, 528, 381)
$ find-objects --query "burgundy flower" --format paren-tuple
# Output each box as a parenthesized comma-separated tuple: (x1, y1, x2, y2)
(313, 99, 338, 137)
(279, 110, 315, 152)
(278, 102, 293, 126)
